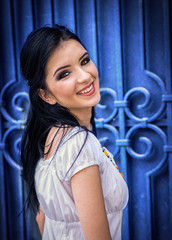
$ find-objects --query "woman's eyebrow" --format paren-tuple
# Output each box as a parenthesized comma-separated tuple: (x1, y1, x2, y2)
(79, 52, 88, 61)
(53, 65, 70, 77)
(53, 52, 89, 77)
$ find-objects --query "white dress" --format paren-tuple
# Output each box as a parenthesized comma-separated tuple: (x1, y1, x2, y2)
(35, 127, 129, 240)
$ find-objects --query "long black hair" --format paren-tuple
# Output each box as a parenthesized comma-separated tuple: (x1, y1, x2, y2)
(20, 25, 96, 212)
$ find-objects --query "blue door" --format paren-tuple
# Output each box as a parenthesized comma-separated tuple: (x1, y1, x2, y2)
(0, 0, 171, 239)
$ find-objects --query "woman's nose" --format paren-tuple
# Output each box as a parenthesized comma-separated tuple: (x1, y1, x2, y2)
(76, 67, 91, 83)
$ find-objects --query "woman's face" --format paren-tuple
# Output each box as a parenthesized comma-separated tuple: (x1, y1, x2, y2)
(42, 39, 100, 118)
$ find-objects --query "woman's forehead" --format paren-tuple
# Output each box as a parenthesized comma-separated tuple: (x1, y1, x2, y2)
(46, 40, 86, 70)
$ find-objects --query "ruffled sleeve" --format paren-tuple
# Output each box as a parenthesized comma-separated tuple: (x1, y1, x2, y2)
(55, 127, 101, 181)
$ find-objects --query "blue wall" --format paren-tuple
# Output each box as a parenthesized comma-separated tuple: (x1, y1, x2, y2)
(0, 0, 171, 239)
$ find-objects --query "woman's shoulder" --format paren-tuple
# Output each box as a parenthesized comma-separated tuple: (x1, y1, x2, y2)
(56, 127, 102, 181)
(60, 126, 101, 150)
(43, 125, 75, 160)
(44, 126, 100, 160)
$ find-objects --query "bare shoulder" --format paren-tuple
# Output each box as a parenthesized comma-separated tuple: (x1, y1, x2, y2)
(44, 126, 72, 160)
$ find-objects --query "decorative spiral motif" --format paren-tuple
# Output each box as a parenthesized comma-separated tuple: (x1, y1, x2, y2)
(2, 125, 22, 170)
(0, 81, 29, 170)
(96, 70, 167, 161)
(0, 81, 29, 124)
(0, 70, 168, 169)
(125, 123, 166, 160)
(124, 70, 166, 122)
(95, 122, 120, 156)
(95, 88, 118, 123)
(124, 87, 151, 122)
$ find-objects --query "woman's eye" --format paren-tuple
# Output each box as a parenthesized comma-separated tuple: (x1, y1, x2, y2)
(81, 57, 90, 66)
(58, 71, 70, 80)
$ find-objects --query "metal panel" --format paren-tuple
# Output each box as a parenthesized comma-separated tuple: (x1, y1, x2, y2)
(0, 0, 171, 239)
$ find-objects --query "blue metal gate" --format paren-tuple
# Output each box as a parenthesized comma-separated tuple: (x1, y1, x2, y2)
(0, 0, 171, 239)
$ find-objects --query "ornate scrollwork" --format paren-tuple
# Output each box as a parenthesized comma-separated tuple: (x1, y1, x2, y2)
(0, 80, 29, 125)
(125, 123, 166, 161)
(0, 81, 29, 170)
(2, 125, 22, 170)
(95, 88, 118, 123)
(124, 87, 151, 122)
(124, 70, 166, 122)
(0, 69, 168, 168)
(96, 70, 167, 160)
(95, 88, 119, 156)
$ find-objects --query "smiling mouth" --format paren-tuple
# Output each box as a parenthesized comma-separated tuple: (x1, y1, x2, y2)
(77, 83, 94, 95)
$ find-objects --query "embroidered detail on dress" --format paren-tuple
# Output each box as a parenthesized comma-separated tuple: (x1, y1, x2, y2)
(102, 146, 125, 179)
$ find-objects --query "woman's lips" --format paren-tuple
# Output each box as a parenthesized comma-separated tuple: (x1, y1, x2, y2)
(77, 83, 95, 96)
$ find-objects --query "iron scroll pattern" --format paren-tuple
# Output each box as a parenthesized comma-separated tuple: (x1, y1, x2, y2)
(95, 70, 170, 238)
(0, 70, 169, 170)
(96, 69, 168, 164)
(0, 69, 170, 240)
(0, 80, 29, 170)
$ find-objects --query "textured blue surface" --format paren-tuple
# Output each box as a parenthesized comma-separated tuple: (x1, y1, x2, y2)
(0, 0, 171, 239)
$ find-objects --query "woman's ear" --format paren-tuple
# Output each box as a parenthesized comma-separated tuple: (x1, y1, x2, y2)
(38, 89, 57, 105)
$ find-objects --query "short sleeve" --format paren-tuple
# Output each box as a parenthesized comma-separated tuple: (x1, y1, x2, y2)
(55, 128, 102, 181)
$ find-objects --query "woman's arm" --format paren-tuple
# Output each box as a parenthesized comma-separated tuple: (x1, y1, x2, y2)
(36, 205, 45, 236)
(71, 165, 112, 240)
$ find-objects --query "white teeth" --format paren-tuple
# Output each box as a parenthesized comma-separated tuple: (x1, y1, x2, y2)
(79, 84, 93, 94)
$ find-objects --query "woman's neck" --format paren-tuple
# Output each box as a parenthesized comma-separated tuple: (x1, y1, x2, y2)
(71, 108, 92, 130)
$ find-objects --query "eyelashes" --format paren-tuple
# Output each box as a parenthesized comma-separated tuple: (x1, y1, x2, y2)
(81, 57, 90, 66)
(58, 71, 70, 80)
(56, 56, 91, 80)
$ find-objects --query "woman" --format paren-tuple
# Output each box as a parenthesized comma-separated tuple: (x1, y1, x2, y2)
(20, 25, 128, 240)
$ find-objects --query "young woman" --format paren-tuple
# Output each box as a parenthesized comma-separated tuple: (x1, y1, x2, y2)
(20, 25, 128, 240)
